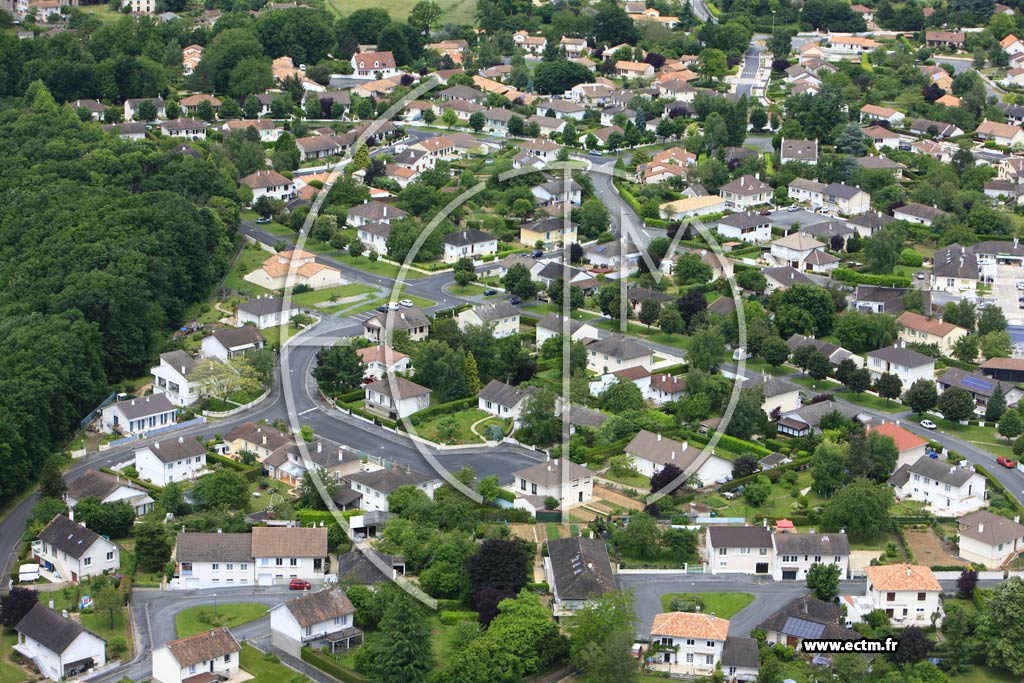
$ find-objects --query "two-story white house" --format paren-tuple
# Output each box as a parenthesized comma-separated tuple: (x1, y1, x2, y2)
(223, 421, 292, 461)
(769, 233, 829, 270)
(889, 456, 987, 515)
(34, 514, 120, 584)
(719, 175, 771, 209)
(957, 510, 1024, 566)
(363, 377, 431, 419)
(240, 170, 295, 203)
(200, 326, 265, 361)
(99, 394, 177, 436)
(625, 430, 734, 485)
(252, 526, 328, 585)
(510, 458, 594, 510)
(544, 537, 615, 617)
(585, 335, 653, 375)
(135, 437, 207, 487)
(478, 379, 534, 422)
(457, 301, 520, 338)
(861, 564, 943, 627)
(172, 532, 254, 589)
(15, 604, 106, 682)
(706, 526, 773, 575)
(649, 612, 729, 676)
(864, 344, 935, 391)
(345, 466, 442, 513)
(535, 313, 600, 346)
(356, 344, 411, 381)
(66, 470, 154, 517)
(717, 212, 772, 243)
(151, 350, 202, 407)
(270, 589, 361, 657)
(441, 229, 498, 263)
(771, 531, 850, 581)
(151, 627, 240, 683)
(236, 296, 299, 329)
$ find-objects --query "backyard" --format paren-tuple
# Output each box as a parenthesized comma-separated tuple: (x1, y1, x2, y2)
(239, 644, 312, 683)
(0, 630, 27, 683)
(657, 592, 755, 619)
(176, 603, 268, 638)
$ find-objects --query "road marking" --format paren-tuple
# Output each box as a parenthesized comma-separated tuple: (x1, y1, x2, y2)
(298, 407, 317, 416)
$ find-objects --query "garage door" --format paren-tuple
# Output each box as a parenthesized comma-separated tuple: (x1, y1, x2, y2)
(755, 562, 769, 574)
(186, 578, 200, 589)
(782, 570, 798, 580)
(257, 574, 272, 586)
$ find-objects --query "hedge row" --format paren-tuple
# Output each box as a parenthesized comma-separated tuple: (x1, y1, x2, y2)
(99, 467, 162, 493)
(345, 405, 398, 429)
(408, 397, 479, 426)
(335, 388, 365, 404)
(301, 648, 368, 683)
(975, 464, 1024, 515)
(680, 429, 773, 458)
(719, 456, 814, 492)
(440, 610, 478, 625)
(497, 489, 516, 503)
(937, 357, 979, 373)
(832, 268, 912, 288)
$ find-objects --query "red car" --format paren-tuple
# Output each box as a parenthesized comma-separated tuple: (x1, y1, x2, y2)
(996, 457, 1016, 469)
(289, 579, 311, 590)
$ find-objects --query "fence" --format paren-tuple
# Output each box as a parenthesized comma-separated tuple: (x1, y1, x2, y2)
(80, 392, 117, 431)
(146, 416, 206, 437)
(202, 387, 272, 418)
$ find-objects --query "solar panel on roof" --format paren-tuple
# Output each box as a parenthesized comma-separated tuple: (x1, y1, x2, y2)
(782, 617, 826, 640)
(961, 376, 992, 392)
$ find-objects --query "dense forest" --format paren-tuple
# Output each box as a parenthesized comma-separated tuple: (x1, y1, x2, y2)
(0, 82, 238, 503)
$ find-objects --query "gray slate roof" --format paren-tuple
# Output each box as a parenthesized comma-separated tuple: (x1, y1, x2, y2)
(468, 301, 519, 322)
(772, 532, 851, 556)
(237, 296, 296, 317)
(546, 537, 615, 601)
(514, 458, 591, 488)
(175, 532, 253, 563)
(160, 350, 200, 376)
(142, 436, 207, 464)
(38, 515, 105, 560)
(722, 637, 761, 669)
(280, 589, 355, 627)
(866, 344, 934, 368)
(208, 326, 264, 350)
(478, 379, 532, 408)
(109, 394, 176, 420)
(891, 456, 978, 488)
(346, 467, 438, 494)
(442, 228, 496, 246)
(708, 525, 772, 548)
(17, 604, 97, 654)
(624, 430, 707, 471)
(958, 510, 1024, 546)
(67, 470, 146, 502)
(585, 334, 650, 360)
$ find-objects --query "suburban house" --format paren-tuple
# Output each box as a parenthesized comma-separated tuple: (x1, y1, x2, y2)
(931, 243, 979, 293)
(244, 248, 343, 291)
(520, 215, 578, 249)
(172, 532, 254, 589)
(757, 596, 861, 648)
(659, 194, 728, 219)
(271, 589, 361, 657)
(719, 175, 772, 209)
(771, 531, 850, 581)
(957, 509, 1024, 566)
(124, 97, 166, 121)
(151, 627, 240, 683)
(346, 200, 408, 228)
(787, 179, 870, 215)
(441, 229, 498, 263)
(151, 350, 202, 406)
(252, 526, 328, 585)
(615, 60, 655, 79)
(896, 312, 968, 356)
(364, 377, 431, 419)
(864, 344, 935, 390)
(535, 313, 599, 345)
(356, 344, 411, 381)
(760, 376, 802, 415)
(859, 564, 943, 626)
(850, 284, 909, 314)
(478, 380, 534, 421)
(706, 526, 773, 575)
(200, 326, 265, 360)
(649, 373, 686, 405)
(720, 637, 761, 682)
(859, 104, 905, 125)
(889, 456, 986, 515)
(15, 604, 106, 682)
(159, 118, 208, 139)
(357, 223, 391, 255)
(346, 466, 441, 513)
(585, 335, 653, 374)
(777, 400, 861, 437)
(99, 394, 177, 436)
(457, 301, 520, 338)
(350, 51, 397, 78)
(590, 366, 652, 399)
(717, 212, 771, 243)
(870, 422, 929, 467)
(544, 537, 615, 617)
(770, 233, 829, 271)
(511, 458, 594, 510)
(648, 612, 729, 675)
(786, 333, 859, 367)
(925, 30, 965, 49)
(975, 119, 1024, 146)
(936, 368, 1021, 414)
(135, 436, 207, 486)
(532, 179, 582, 206)
(763, 266, 816, 293)
(625, 430, 733, 485)
(982, 356, 1024, 383)
(894, 202, 949, 227)
(363, 307, 430, 343)
(223, 421, 292, 461)
(240, 170, 295, 203)
(780, 138, 818, 165)
(34, 514, 120, 584)
(236, 296, 299, 329)
(65, 470, 154, 517)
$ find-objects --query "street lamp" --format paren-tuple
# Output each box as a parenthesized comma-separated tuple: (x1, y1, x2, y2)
(213, 593, 218, 620)
(771, 10, 776, 36)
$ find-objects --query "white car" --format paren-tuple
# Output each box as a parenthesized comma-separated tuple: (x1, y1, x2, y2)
(385, 302, 400, 311)
(916, 272, 925, 280)
(920, 419, 937, 430)
(399, 299, 414, 308)
(1017, 281, 1024, 290)
(787, 205, 800, 212)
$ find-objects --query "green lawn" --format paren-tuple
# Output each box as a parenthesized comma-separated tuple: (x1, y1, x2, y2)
(325, 0, 475, 23)
(789, 375, 842, 391)
(742, 358, 794, 376)
(81, 608, 132, 658)
(176, 603, 268, 638)
(224, 245, 275, 294)
(242, 212, 299, 238)
(950, 666, 1018, 683)
(448, 283, 491, 297)
(658, 592, 755, 619)
(603, 470, 650, 491)
(520, 303, 600, 321)
(335, 253, 428, 279)
(715, 471, 825, 521)
(929, 418, 1017, 459)
(0, 630, 27, 683)
(837, 390, 906, 413)
(290, 284, 377, 308)
(415, 409, 502, 444)
(240, 644, 312, 683)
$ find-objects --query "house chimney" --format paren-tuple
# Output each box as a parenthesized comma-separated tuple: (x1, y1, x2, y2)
(979, 523, 985, 533)
(178, 436, 184, 444)
(681, 441, 688, 451)
(69, 508, 74, 522)
(182, 366, 186, 374)
(155, 442, 160, 449)
(262, 434, 267, 446)
(62, 610, 69, 619)
(48, 600, 54, 609)
(217, 528, 222, 534)
(317, 442, 322, 453)
(905, 567, 912, 577)
(671, 451, 676, 460)
(657, 434, 662, 441)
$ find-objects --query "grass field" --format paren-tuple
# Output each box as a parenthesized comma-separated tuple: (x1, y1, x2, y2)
(658, 592, 755, 619)
(290, 283, 377, 308)
(0, 630, 27, 683)
(240, 644, 312, 683)
(176, 603, 268, 638)
(326, 0, 479, 30)
(713, 471, 825, 521)
(950, 666, 1017, 683)
(81, 608, 132, 658)
(789, 375, 841, 391)
(929, 418, 1017, 459)
(837, 390, 905, 413)
(415, 408, 497, 444)
(224, 245, 274, 293)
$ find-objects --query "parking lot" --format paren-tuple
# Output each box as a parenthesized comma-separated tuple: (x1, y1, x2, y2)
(993, 264, 1024, 326)
(768, 208, 828, 229)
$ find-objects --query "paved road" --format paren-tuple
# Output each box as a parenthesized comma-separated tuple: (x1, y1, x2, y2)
(688, 0, 718, 23)
(733, 42, 768, 98)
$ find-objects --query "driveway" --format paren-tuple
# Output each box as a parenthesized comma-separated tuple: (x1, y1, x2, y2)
(993, 263, 1024, 326)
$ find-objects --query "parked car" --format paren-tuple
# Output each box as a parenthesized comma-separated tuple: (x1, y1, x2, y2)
(399, 299, 414, 308)
(631, 644, 643, 659)
(484, 288, 498, 296)
(509, 295, 521, 304)
(375, 304, 389, 313)
(255, 216, 271, 224)
(289, 579, 311, 590)
(759, 209, 772, 216)
(385, 302, 400, 311)
(920, 419, 937, 430)
(1017, 280, 1024, 290)
(916, 272, 925, 280)
(787, 205, 800, 212)
(997, 456, 1017, 468)
(531, 250, 545, 258)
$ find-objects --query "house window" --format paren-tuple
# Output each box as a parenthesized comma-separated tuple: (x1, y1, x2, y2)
(224, 655, 231, 663)
(306, 626, 312, 637)
(886, 592, 896, 601)
(685, 653, 694, 663)
(760, 548, 768, 556)
(686, 639, 695, 646)
(706, 654, 714, 665)
(106, 552, 114, 561)
(661, 637, 672, 646)
(706, 641, 714, 648)
(290, 558, 299, 567)
(276, 558, 283, 566)
(189, 665, 197, 674)
(84, 557, 92, 567)
(241, 563, 248, 570)
(334, 617, 341, 626)
(226, 564, 233, 571)
(918, 592, 926, 601)
(738, 548, 751, 555)
(212, 564, 219, 571)
(718, 548, 727, 556)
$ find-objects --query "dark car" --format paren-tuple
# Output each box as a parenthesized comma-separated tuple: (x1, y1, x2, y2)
(289, 579, 311, 590)
(376, 304, 389, 313)
(531, 250, 545, 258)
(509, 295, 521, 304)
(759, 209, 772, 216)
(484, 288, 498, 296)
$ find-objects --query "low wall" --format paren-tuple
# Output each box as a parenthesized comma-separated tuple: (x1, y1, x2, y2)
(203, 387, 272, 418)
